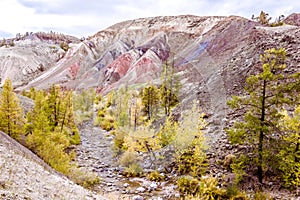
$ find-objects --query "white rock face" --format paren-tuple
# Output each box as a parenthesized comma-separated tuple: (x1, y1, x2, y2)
(0, 131, 106, 200)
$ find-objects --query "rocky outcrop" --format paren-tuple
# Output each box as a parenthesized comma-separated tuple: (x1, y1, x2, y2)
(284, 13, 300, 26)
(0, 131, 106, 200)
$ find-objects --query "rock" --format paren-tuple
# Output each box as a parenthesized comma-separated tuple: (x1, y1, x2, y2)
(132, 195, 144, 200)
(174, 193, 181, 198)
(136, 187, 146, 193)
(123, 183, 129, 188)
(150, 182, 158, 190)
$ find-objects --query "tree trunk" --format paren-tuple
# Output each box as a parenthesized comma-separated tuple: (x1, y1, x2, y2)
(258, 80, 267, 185)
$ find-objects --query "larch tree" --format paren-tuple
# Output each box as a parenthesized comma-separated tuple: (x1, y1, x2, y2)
(141, 84, 160, 120)
(160, 62, 180, 116)
(226, 48, 299, 185)
(0, 79, 26, 140)
(47, 84, 61, 129)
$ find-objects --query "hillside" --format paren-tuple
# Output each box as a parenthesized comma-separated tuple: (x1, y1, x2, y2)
(0, 13, 299, 199)
(0, 130, 105, 200)
(5, 13, 299, 144)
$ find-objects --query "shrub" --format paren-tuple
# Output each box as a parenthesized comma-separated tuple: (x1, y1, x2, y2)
(147, 170, 164, 182)
(100, 115, 116, 131)
(226, 185, 249, 200)
(176, 147, 207, 178)
(177, 176, 226, 199)
(254, 191, 273, 200)
(124, 163, 143, 177)
(60, 41, 69, 51)
(119, 151, 137, 167)
(177, 176, 199, 196)
(198, 176, 226, 199)
(112, 130, 127, 155)
(69, 168, 101, 189)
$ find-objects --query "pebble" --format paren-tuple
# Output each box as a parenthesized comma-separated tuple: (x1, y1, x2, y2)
(136, 187, 146, 193)
(132, 195, 144, 200)
(150, 182, 158, 190)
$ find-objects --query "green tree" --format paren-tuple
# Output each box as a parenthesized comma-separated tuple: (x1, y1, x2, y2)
(160, 62, 180, 116)
(226, 48, 298, 185)
(278, 104, 300, 189)
(141, 84, 160, 120)
(0, 79, 25, 140)
(47, 84, 61, 129)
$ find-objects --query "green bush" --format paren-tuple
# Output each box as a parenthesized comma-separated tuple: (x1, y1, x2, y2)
(112, 130, 127, 155)
(69, 168, 101, 189)
(226, 185, 249, 200)
(147, 170, 164, 182)
(100, 115, 116, 131)
(123, 163, 143, 177)
(177, 176, 226, 199)
(177, 176, 199, 196)
(176, 147, 207, 178)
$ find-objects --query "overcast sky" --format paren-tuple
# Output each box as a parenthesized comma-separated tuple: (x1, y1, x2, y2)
(0, 0, 299, 38)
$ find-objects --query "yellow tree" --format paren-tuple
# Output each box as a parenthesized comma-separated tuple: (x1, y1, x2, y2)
(0, 79, 26, 140)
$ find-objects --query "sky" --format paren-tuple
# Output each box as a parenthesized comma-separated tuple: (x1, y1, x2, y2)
(0, 0, 299, 38)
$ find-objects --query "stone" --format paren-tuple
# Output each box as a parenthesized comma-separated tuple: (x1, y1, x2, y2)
(132, 195, 144, 200)
(150, 182, 158, 190)
(136, 187, 146, 193)
(123, 183, 130, 188)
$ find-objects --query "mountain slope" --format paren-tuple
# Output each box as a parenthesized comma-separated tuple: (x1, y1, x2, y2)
(1, 14, 300, 144)
(0, 130, 105, 200)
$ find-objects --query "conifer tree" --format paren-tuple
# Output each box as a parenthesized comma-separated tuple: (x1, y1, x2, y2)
(47, 84, 61, 129)
(160, 62, 180, 116)
(141, 84, 160, 120)
(227, 48, 299, 185)
(0, 79, 25, 140)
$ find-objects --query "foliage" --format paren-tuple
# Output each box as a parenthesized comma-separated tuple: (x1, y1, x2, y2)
(177, 176, 200, 196)
(157, 115, 177, 147)
(123, 163, 143, 177)
(270, 15, 285, 27)
(119, 151, 138, 167)
(0, 79, 26, 140)
(147, 170, 164, 182)
(225, 185, 249, 200)
(60, 41, 69, 51)
(177, 176, 226, 199)
(173, 103, 207, 177)
(252, 11, 285, 27)
(100, 115, 116, 131)
(111, 130, 127, 155)
(26, 90, 75, 174)
(160, 62, 181, 116)
(230, 156, 246, 185)
(278, 105, 300, 189)
(69, 168, 101, 189)
(254, 191, 273, 200)
(252, 11, 272, 25)
(226, 48, 299, 184)
(141, 84, 160, 120)
(73, 89, 95, 124)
